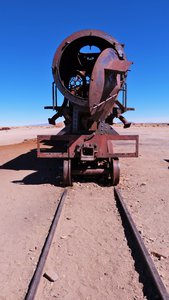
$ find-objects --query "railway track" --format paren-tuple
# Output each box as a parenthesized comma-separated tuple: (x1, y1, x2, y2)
(24, 187, 169, 300)
(114, 188, 169, 300)
(25, 190, 67, 300)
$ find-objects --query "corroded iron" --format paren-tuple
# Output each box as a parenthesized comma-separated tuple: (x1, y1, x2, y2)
(50, 29, 133, 128)
(37, 29, 139, 186)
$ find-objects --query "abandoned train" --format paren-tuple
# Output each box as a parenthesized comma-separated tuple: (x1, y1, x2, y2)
(37, 29, 138, 186)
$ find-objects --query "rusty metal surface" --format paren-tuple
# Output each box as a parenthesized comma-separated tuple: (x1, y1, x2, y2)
(72, 168, 109, 176)
(37, 134, 139, 159)
(89, 48, 132, 121)
(114, 187, 169, 300)
(52, 29, 130, 119)
(38, 29, 138, 186)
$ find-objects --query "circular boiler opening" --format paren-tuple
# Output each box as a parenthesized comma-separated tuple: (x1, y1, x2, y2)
(79, 45, 101, 54)
(58, 35, 113, 104)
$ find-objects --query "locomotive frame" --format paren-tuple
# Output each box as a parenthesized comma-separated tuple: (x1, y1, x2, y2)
(37, 128, 138, 186)
(37, 29, 139, 186)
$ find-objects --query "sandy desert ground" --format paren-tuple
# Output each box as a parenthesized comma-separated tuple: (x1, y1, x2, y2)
(0, 123, 168, 299)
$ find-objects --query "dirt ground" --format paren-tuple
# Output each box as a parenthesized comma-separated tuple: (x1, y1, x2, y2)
(0, 124, 168, 299)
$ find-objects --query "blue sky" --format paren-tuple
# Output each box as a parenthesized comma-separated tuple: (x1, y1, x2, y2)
(0, 0, 169, 126)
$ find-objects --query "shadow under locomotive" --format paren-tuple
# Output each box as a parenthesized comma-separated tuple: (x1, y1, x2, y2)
(0, 148, 113, 186)
(0, 149, 62, 185)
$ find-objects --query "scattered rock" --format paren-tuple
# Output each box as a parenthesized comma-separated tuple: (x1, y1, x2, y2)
(29, 256, 35, 261)
(43, 270, 59, 282)
(60, 235, 68, 240)
(29, 248, 35, 252)
(150, 251, 167, 260)
(140, 182, 146, 186)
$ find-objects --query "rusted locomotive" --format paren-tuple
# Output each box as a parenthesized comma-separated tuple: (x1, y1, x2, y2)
(37, 29, 139, 186)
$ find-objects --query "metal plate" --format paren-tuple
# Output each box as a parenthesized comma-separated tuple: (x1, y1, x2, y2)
(89, 48, 132, 121)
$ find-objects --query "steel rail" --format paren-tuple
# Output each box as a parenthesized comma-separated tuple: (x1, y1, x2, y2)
(25, 189, 67, 300)
(114, 187, 169, 300)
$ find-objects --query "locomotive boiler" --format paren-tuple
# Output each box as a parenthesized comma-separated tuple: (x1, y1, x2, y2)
(37, 29, 139, 186)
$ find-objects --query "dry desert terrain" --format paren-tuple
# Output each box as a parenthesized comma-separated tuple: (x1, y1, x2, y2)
(0, 123, 168, 299)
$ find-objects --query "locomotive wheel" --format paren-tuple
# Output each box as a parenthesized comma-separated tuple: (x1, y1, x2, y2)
(63, 159, 72, 186)
(110, 158, 120, 186)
